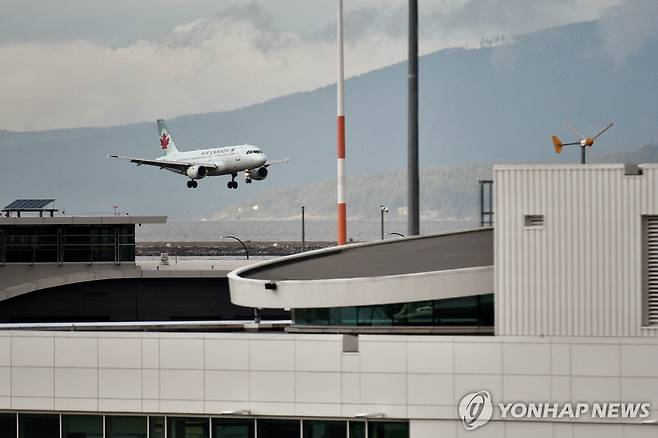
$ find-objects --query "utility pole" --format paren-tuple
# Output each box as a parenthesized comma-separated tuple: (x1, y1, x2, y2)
(408, 0, 420, 236)
(336, 0, 347, 245)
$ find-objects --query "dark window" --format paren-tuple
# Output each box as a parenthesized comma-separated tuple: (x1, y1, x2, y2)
(303, 420, 346, 438)
(212, 418, 254, 438)
(106, 416, 147, 438)
(348, 422, 365, 438)
(149, 417, 165, 438)
(393, 301, 433, 325)
(368, 422, 409, 438)
(0, 413, 17, 437)
(20, 414, 59, 438)
(293, 294, 494, 328)
(167, 417, 209, 438)
(62, 415, 102, 438)
(257, 419, 300, 438)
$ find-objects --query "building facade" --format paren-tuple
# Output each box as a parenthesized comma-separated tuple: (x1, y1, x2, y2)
(1, 164, 657, 438)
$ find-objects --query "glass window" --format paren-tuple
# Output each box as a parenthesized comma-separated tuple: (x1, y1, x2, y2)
(293, 308, 307, 325)
(257, 419, 300, 438)
(435, 296, 478, 325)
(368, 305, 393, 326)
(303, 420, 346, 438)
(478, 294, 494, 326)
(333, 306, 356, 325)
(119, 244, 135, 262)
(0, 413, 17, 437)
(149, 417, 165, 438)
(293, 294, 494, 328)
(62, 415, 102, 438)
(212, 418, 254, 438)
(348, 422, 365, 438)
(106, 416, 146, 438)
(392, 301, 433, 326)
(368, 422, 409, 438)
(20, 414, 59, 438)
(167, 417, 209, 438)
(306, 307, 329, 325)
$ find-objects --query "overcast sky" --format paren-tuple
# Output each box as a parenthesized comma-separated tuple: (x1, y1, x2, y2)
(0, 0, 651, 131)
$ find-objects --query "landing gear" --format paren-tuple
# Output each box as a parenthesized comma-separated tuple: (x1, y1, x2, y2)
(245, 178, 252, 184)
(227, 173, 238, 190)
(186, 180, 198, 189)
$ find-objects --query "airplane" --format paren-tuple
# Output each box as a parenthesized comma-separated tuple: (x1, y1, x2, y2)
(109, 119, 288, 189)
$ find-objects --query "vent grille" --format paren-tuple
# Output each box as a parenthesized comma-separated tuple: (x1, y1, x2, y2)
(647, 216, 658, 325)
(524, 215, 544, 227)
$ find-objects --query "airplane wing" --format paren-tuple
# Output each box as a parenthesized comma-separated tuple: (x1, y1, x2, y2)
(108, 155, 217, 171)
(263, 157, 290, 167)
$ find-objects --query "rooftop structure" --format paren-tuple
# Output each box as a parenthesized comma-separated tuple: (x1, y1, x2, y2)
(1, 164, 658, 438)
(2, 198, 57, 217)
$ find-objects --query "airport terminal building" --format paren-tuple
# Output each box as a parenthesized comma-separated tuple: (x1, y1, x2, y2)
(0, 163, 658, 438)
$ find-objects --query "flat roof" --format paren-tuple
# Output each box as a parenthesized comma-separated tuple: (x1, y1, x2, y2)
(0, 215, 167, 225)
(240, 228, 493, 281)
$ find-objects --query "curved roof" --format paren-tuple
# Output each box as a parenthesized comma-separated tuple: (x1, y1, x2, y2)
(229, 228, 494, 309)
(240, 228, 492, 281)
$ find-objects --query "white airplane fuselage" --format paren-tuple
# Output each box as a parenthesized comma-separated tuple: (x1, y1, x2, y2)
(158, 145, 267, 177)
(110, 119, 287, 189)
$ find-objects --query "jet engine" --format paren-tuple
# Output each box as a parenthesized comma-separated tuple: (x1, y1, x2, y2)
(250, 167, 268, 181)
(186, 165, 207, 179)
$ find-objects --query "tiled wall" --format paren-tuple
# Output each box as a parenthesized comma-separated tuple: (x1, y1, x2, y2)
(1, 331, 657, 427)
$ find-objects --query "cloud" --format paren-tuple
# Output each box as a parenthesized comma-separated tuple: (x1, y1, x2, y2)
(0, 0, 641, 131)
(597, 0, 658, 64)
(0, 5, 408, 131)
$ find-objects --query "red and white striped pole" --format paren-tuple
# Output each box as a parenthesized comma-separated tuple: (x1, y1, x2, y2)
(337, 0, 347, 245)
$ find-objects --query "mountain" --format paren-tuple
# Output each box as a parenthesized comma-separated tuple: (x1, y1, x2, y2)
(1, 20, 656, 219)
(213, 144, 658, 221)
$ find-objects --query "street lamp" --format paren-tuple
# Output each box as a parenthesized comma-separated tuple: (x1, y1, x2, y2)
(219, 235, 249, 260)
(380, 205, 389, 240)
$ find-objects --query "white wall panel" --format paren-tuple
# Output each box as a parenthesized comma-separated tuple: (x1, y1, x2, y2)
(99, 338, 140, 369)
(0, 330, 657, 433)
(495, 164, 658, 336)
(55, 337, 97, 368)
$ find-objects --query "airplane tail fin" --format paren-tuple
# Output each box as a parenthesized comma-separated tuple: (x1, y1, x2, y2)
(156, 119, 180, 156)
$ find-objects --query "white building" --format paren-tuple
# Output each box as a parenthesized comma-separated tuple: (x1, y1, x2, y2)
(0, 164, 657, 438)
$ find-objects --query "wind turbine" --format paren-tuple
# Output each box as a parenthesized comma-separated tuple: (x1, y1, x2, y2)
(552, 121, 614, 164)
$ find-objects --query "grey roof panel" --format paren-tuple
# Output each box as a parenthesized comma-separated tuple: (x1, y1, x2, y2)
(240, 228, 493, 281)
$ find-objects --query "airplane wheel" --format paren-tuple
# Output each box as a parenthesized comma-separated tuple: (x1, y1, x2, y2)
(192, 181, 198, 188)
(246, 179, 252, 184)
(187, 181, 192, 188)
(227, 181, 234, 189)
(233, 181, 239, 189)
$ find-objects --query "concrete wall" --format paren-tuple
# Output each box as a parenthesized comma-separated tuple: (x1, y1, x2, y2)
(0, 331, 657, 434)
(494, 164, 658, 337)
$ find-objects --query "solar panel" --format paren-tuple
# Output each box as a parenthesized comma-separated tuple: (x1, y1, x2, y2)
(3, 199, 55, 210)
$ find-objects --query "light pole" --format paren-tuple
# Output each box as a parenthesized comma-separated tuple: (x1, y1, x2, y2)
(380, 205, 389, 240)
(219, 235, 249, 260)
(408, 0, 420, 236)
(301, 206, 306, 253)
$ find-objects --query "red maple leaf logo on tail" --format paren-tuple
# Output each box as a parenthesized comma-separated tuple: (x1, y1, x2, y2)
(160, 133, 170, 150)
